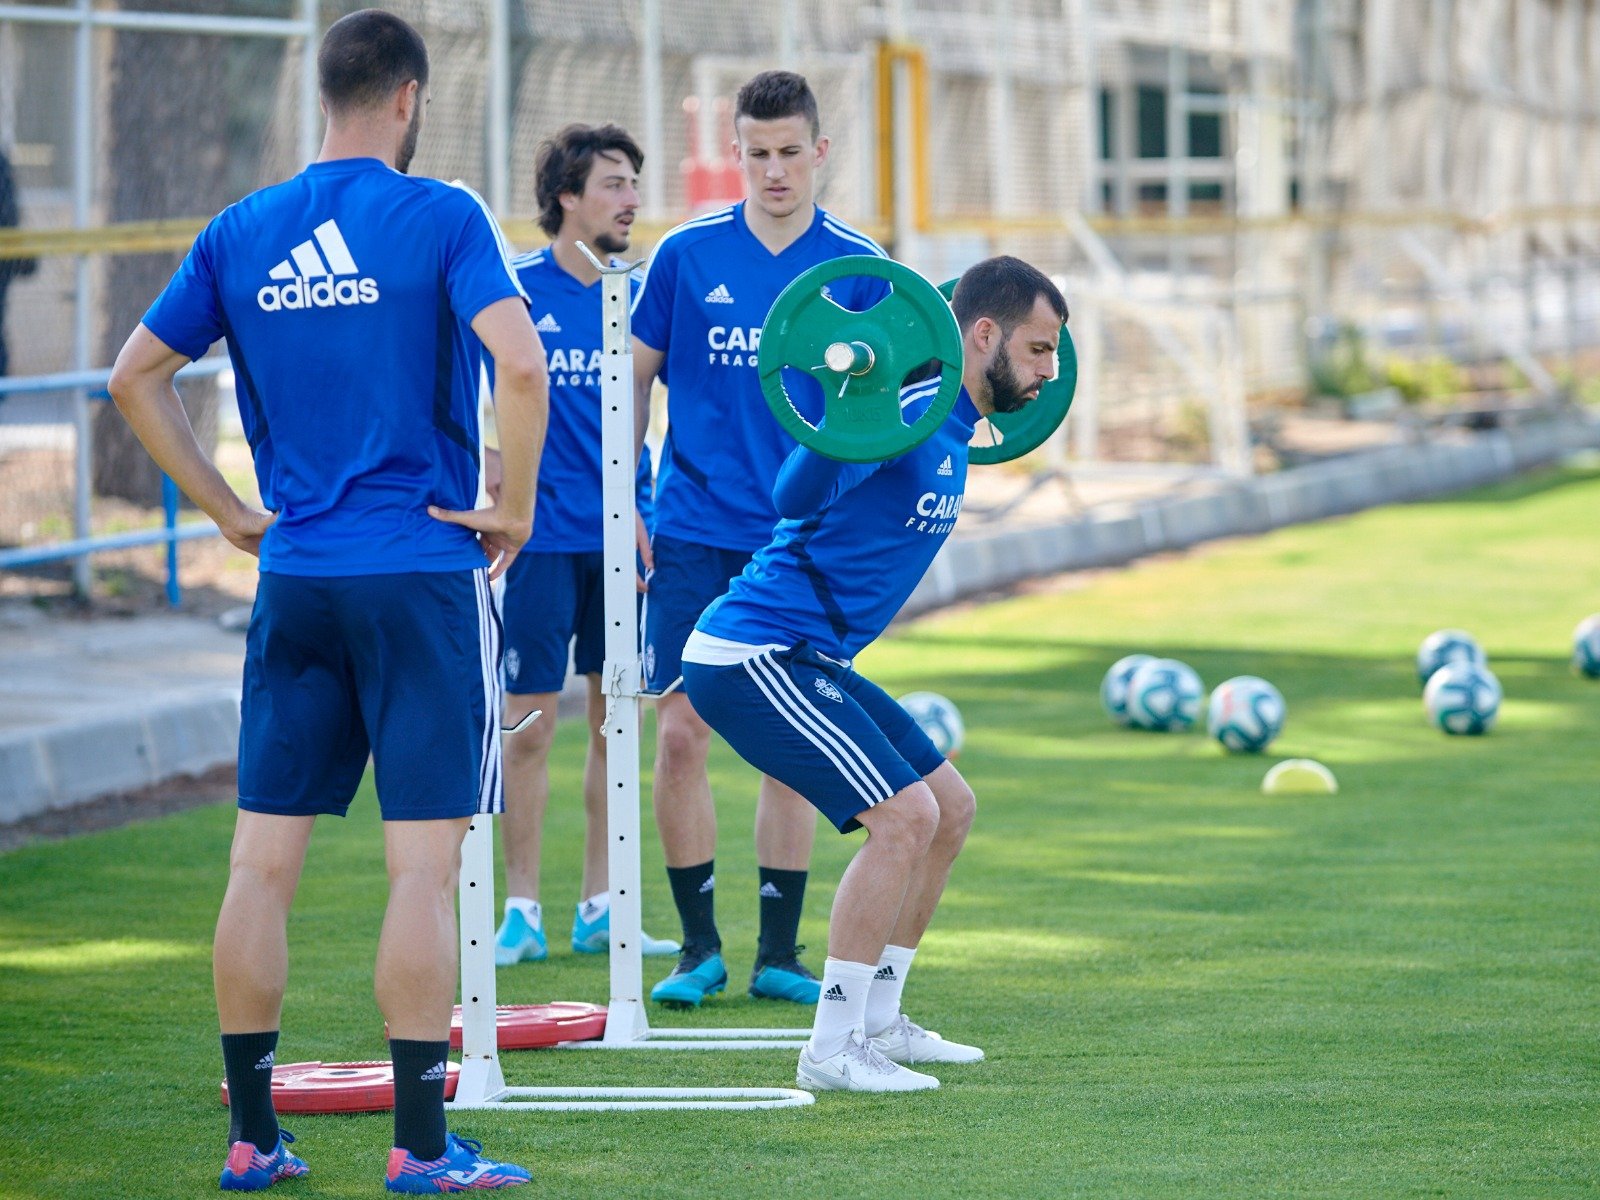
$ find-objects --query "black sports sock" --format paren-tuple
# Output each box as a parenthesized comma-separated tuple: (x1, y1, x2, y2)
(221, 1031, 280, 1149)
(756, 867, 809, 965)
(666, 860, 720, 955)
(389, 1039, 450, 1161)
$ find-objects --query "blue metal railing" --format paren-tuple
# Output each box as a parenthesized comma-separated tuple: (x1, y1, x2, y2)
(0, 357, 232, 606)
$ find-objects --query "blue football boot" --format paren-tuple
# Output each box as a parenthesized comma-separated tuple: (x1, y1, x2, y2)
(649, 946, 727, 1008)
(493, 906, 547, 966)
(570, 902, 681, 957)
(748, 946, 821, 1004)
(385, 1134, 528, 1192)
(220, 1131, 309, 1191)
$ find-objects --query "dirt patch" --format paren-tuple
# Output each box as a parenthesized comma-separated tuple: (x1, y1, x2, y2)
(0, 762, 237, 854)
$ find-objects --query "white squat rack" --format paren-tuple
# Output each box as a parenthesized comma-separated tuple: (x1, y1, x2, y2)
(447, 244, 811, 1112)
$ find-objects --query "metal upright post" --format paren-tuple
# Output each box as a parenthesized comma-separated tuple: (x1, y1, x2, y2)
(584, 244, 651, 1047)
(640, 0, 664, 219)
(297, 0, 318, 166)
(70, 0, 93, 597)
(487, 0, 510, 216)
(451, 814, 506, 1106)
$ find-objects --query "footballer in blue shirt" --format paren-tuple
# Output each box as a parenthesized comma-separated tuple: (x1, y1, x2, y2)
(682, 257, 1069, 1093)
(483, 123, 679, 968)
(107, 11, 542, 1191)
(631, 70, 891, 1009)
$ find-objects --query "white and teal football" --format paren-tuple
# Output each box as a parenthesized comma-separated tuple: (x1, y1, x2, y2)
(1423, 661, 1502, 735)
(1416, 629, 1485, 687)
(1126, 659, 1203, 732)
(1207, 676, 1286, 754)
(1100, 654, 1154, 726)
(899, 691, 965, 759)
(1573, 614, 1600, 679)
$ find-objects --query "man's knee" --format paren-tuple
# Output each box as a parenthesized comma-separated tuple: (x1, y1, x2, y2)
(934, 777, 976, 846)
(869, 785, 940, 855)
(502, 696, 557, 764)
(656, 698, 711, 770)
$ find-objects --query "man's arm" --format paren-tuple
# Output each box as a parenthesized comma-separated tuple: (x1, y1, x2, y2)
(772, 443, 877, 520)
(430, 297, 548, 581)
(631, 338, 665, 585)
(108, 325, 274, 556)
(632, 338, 663, 461)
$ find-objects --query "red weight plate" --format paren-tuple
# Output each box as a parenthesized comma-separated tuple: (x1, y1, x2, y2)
(221, 1060, 461, 1115)
(447, 1002, 608, 1050)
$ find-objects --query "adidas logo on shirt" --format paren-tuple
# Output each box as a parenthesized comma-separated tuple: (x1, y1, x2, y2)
(535, 313, 562, 333)
(257, 219, 380, 312)
(704, 283, 735, 304)
(873, 965, 897, 982)
(823, 984, 848, 1002)
(420, 1061, 448, 1081)
(937, 455, 954, 477)
(759, 882, 783, 899)
(254, 1053, 276, 1071)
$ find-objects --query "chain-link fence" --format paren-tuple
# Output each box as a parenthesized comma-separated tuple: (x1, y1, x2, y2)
(2, 0, 1598, 604)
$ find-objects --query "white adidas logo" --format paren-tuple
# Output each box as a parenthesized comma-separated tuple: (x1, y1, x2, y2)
(420, 1061, 448, 1081)
(759, 882, 783, 899)
(698, 874, 716, 894)
(257, 219, 380, 312)
(704, 283, 734, 304)
(936, 455, 953, 477)
(254, 1053, 276, 1071)
(535, 313, 562, 333)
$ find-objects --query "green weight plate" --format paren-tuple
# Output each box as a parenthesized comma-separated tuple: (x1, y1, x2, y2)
(938, 277, 1077, 465)
(758, 256, 964, 464)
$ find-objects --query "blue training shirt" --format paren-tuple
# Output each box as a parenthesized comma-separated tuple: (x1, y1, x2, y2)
(697, 381, 977, 661)
(141, 157, 526, 576)
(631, 202, 889, 553)
(500, 249, 652, 552)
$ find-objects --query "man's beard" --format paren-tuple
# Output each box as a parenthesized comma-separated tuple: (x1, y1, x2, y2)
(396, 105, 423, 174)
(985, 342, 1036, 414)
(591, 229, 630, 255)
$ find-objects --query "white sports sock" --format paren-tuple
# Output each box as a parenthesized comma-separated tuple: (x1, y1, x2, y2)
(807, 958, 877, 1061)
(865, 944, 917, 1036)
(578, 892, 610, 923)
(505, 897, 542, 929)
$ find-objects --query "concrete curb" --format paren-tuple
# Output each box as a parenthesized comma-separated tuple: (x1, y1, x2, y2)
(0, 690, 242, 822)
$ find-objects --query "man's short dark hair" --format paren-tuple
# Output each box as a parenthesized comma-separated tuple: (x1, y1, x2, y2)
(318, 10, 430, 114)
(534, 124, 645, 237)
(734, 70, 820, 140)
(952, 256, 1069, 333)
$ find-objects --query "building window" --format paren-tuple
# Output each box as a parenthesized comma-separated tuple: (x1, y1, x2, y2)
(1136, 86, 1167, 158)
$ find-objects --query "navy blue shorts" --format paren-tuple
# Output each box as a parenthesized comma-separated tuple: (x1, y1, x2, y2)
(643, 533, 754, 693)
(501, 550, 605, 694)
(682, 643, 946, 833)
(238, 570, 503, 821)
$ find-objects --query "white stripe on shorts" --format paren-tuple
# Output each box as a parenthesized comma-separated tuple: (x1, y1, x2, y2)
(754, 653, 896, 798)
(474, 570, 504, 815)
(744, 651, 894, 807)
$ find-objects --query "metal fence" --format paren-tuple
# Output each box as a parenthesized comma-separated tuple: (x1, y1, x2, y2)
(2, 0, 1597, 603)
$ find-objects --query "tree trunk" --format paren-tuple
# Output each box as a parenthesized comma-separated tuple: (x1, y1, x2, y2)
(93, 5, 232, 506)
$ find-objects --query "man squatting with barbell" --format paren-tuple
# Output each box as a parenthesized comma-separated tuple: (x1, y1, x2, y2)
(684, 256, 1069, 1092)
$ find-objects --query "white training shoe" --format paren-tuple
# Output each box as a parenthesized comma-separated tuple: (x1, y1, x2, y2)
(870, 1013, 985, 1064)
(795, 1031, 941, 1093)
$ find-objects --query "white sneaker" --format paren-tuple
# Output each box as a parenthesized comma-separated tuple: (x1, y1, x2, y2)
(795, 1030, 940, 1093)
(870, 1013, 985, 1064)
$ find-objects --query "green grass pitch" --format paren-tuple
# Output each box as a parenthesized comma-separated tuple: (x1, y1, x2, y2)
(2, 466, 1597, 1198)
